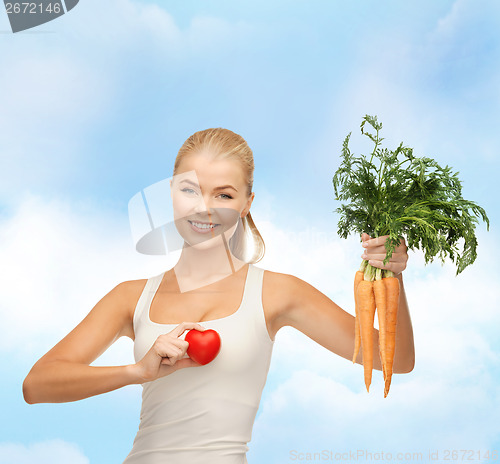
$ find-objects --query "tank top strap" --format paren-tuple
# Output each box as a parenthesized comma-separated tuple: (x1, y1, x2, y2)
(243, 263, 262, 308)
(242, 264, 274, 343)
(133, 272, 164, 330)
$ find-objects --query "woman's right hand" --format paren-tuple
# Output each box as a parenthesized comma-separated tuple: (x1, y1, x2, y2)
(134, 322, 207, 383)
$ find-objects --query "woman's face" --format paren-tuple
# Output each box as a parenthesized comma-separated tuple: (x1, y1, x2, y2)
(170, 151, 254, 250)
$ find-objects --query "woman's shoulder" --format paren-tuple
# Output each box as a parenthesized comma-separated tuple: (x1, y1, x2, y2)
(113, 276, 151, 332)
(117, 268, 169, 297)
(260, 268, 298, 317)
(261, 268, 320, 312)
(258, 265, 297, 285)
(259, 268, 317, 337)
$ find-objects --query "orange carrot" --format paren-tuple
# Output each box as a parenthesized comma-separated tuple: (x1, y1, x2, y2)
(352, 270, 365, 363)
(380, 345, 386, 383)
(373, 269, 387, 379)
(357, 279, 376, 392)
(383, 275, 400, 398)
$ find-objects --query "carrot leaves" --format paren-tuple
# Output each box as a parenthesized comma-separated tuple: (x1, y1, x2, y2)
(332, 115, 490, 275)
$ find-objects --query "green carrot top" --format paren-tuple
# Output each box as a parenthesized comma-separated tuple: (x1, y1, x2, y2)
(332, 114, 490, 276)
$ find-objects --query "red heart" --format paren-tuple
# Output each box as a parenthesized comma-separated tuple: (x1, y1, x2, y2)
(185, 329, 221, 365)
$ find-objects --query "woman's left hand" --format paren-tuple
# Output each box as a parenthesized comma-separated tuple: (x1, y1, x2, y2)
(361, 232, 408, 275)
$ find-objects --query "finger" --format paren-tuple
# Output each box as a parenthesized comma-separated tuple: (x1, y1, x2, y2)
(376, 235, 406, 248)
(174, 357, 203, 370)
(362, 252, 407, 263)
(361, 232, 371, 242)
(168, 337, 189, 352)
(157, 344, 183, 360)
(366, 259, 391, 271)
(157, 333, 183, 349)
(396, 238, 408, 252)
(363, 236, 407, 254)
(367, 259, 406, 274)
(161, 357, 175, 365)
(170, 321, 207, 338)
(364, 256, 408, 273)
(362, 234, 389, 248)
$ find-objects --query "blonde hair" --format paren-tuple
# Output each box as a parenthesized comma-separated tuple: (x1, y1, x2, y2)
(173, 128, 265, 263)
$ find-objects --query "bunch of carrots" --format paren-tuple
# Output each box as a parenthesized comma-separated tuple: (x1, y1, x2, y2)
(353, 260, 399, 397)
(332, 114, 490, 397)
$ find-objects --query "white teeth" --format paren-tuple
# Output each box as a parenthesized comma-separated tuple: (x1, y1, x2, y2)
(191, 221, 217, 229)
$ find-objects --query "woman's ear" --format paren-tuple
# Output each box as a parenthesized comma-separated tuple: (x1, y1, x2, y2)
(241, 192, 255, 217)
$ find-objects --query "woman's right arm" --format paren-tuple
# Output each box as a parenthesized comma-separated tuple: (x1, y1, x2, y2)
(22, 280, 206, 404)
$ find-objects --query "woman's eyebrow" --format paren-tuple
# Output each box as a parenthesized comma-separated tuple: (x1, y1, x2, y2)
(180, 179, 238, 192)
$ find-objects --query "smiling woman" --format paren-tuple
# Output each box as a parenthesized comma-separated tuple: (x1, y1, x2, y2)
(22, 127, 415, 464)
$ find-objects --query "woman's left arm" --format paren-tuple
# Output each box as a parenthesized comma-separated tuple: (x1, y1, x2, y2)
(274, 233, 414, 374)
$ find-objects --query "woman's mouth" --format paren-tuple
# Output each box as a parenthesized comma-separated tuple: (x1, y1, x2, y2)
(188, 220, 221, 234)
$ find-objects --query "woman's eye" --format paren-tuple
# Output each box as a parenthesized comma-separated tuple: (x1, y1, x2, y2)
(180, 188, 231, 199)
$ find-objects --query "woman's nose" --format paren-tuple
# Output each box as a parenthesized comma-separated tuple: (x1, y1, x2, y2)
(192, 195, 212, 213)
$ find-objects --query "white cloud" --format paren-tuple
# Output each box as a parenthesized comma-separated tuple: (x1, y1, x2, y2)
(0, 0, 261, 198)
(1, 1, 498, 460)
(253, 366, 500, 458)
(0, 49, 114, 198)
(251, 211, 500, 457)
(427, 0, 500, 55)
(257, 215, 363, 309)
(55, 0, 257, 61)
(0, 191, 173, 362)
(316, 0, 500, 183)
(0, 439, 89, 464)
(1, 179, 498, 459)
(60, 0, 182, 54)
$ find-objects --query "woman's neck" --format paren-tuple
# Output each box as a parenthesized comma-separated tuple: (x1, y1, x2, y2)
(173, 238, 247, 293)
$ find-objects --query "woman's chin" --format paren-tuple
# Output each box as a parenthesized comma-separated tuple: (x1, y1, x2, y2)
(186, 238, 219, 250)
(183, 231, 223, 248)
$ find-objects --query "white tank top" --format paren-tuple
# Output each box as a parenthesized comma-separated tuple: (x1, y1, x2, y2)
(122, 263, 275, 464)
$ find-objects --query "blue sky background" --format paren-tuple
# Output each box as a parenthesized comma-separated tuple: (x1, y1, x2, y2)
(1, 0, 499, 463)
